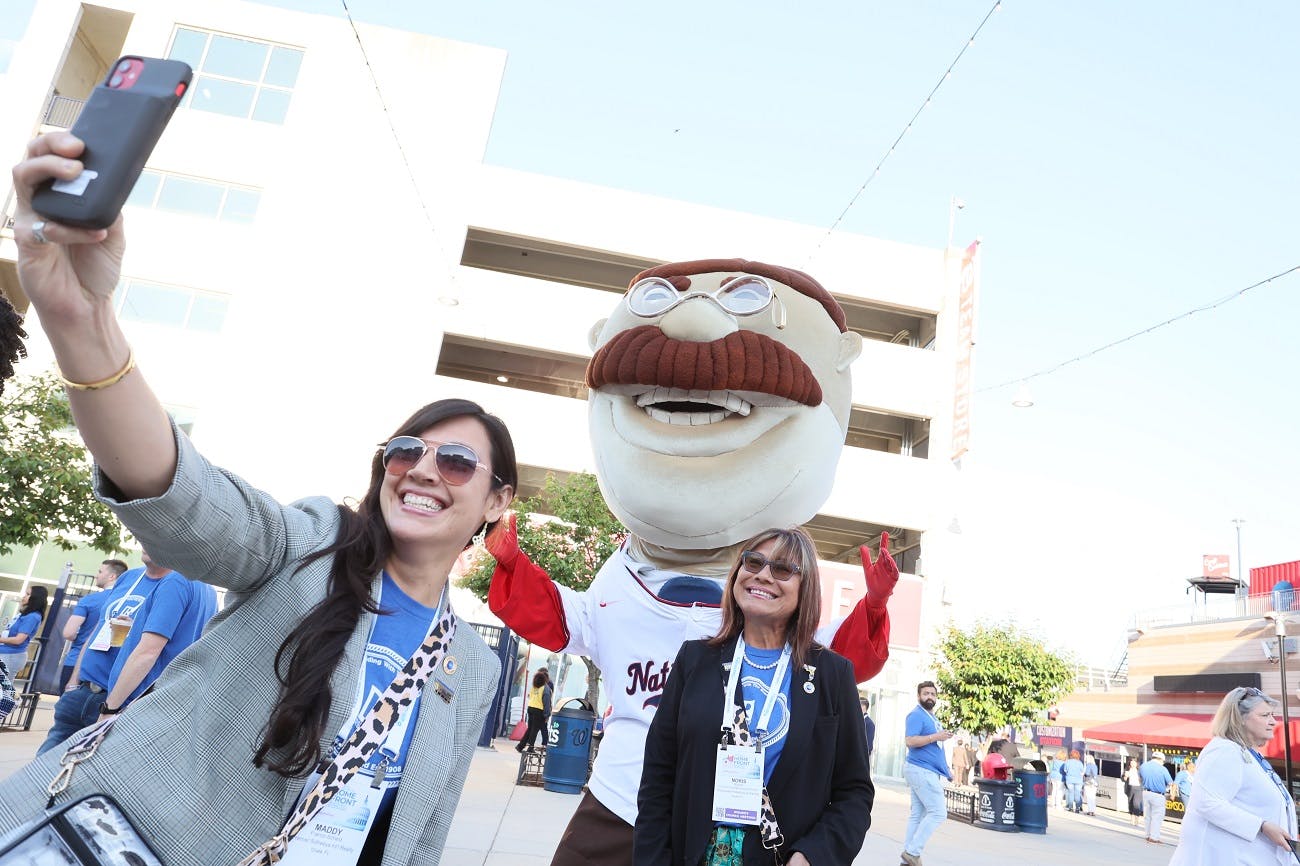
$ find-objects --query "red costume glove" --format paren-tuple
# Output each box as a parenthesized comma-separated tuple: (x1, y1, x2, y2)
(829, 532, 897, 683)
(861, 530, 899, 609)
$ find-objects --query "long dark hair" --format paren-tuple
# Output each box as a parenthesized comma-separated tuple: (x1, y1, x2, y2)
(532, 669, 548, 689)
(21, 586, 47, 617)
(253, 399, 518, 776)
(707, 527, 823, 669)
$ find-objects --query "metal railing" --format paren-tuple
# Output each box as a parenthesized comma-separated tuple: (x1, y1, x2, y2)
(44, 95, 86, 129)
(1075, 664, 1128, 691)
(1132, 592, 1287, 632)
(944, 786, 976, 823)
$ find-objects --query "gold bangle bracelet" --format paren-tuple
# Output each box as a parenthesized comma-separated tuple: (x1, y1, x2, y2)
(59, 348, 136, 392)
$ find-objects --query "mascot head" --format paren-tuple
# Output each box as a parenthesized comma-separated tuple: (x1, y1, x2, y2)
(586, 259, 862, 549)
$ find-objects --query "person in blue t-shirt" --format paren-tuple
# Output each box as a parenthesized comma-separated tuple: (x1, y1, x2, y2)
(59, 559, 128, 692)
(0, 585, 48, 674)
(105, 572, 218, 709)
(37, 549, 206, 754)
(1139, 750, 1174, 843)
(901, 680, 953, 866)
(1062, 750, 1086, 812)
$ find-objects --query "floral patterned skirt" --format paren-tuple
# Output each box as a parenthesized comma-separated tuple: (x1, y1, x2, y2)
(702, 825, 747, 866)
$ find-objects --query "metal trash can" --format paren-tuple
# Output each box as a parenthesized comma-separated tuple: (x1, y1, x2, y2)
(976, 778, 1020, 832)
(1014, 770, 1049, 834)
(542, 698, 596, 794)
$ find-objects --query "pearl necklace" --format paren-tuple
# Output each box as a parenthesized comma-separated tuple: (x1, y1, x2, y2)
(743, 653, 779, 670)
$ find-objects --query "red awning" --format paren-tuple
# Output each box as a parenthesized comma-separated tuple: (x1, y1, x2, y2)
(1084, 713, 1300, 760)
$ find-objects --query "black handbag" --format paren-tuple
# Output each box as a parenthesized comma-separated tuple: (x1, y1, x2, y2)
(0, 792, 162, 865)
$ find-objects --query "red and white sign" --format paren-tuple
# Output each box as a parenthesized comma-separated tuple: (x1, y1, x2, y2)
(950, 241, 980, 462)
(1202, 555, 1231, 578)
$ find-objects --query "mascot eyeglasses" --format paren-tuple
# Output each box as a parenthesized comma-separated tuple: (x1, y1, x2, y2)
(625, 275, 787, 329)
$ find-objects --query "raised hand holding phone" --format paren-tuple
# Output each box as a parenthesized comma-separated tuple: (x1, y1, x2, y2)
(31, 56, 191, 230)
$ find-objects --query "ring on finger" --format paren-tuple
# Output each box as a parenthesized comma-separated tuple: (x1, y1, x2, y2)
(31, 220, 49, 244)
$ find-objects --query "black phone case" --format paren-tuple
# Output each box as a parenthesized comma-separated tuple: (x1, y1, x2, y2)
(31, 56, 192, 230)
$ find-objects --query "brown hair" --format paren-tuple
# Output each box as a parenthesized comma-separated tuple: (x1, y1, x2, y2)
(253, 398, 517, 776)
(707, 527, 823, 669)
(917, 681, 937, 696)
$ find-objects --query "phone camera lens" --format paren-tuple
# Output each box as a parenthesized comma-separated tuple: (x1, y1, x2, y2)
(116, 60, 133, 73)
(110, 75, 124, 88)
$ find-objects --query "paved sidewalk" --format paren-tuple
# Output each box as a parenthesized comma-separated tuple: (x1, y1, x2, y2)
(3, 703, 1181, 864)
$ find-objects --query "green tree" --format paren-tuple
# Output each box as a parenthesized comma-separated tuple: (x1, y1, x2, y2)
(462, 471, 625, 708)
(0, 371, 126, 556)
(931, 621, 1076, 736)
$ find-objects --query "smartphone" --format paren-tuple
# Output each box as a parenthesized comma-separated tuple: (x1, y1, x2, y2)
(31, 56, 192, 230)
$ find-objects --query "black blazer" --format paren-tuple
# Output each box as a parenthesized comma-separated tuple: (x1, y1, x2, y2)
(634, 638, 873, 865)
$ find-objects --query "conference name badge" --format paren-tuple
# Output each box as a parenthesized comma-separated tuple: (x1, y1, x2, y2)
(711, 743, 763, 825)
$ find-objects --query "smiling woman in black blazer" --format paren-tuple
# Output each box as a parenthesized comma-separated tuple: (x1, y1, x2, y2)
(634, 527, 873, 866)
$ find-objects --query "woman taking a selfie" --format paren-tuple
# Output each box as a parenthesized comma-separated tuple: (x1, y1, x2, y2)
(634, 527, 872, 866)
(0, 131, 517, 866)
(1169, 687, 1297, 866)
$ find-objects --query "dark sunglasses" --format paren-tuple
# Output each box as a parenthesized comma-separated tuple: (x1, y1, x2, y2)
(739, 550, 801, 582)
(1238, 686, 1267, 703)
(379, 436, 501, 487)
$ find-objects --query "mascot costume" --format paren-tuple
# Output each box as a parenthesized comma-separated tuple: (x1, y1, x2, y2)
(486, 259, 897, 864)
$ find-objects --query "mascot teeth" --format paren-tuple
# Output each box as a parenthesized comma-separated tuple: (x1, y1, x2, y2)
(634, 388, 752, 425)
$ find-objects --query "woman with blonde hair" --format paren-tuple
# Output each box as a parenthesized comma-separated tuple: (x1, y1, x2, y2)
(1169, 687, 1297, 865)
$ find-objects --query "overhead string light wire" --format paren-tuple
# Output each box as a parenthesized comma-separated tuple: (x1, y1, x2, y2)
(978, 264, 1300, 393)
(806, 0, 1003, 262)
(339, 0, 457, 280)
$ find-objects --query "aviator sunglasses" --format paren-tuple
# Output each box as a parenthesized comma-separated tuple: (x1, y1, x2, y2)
(739, 550, 801, 582)
(380, 436, 501, 486)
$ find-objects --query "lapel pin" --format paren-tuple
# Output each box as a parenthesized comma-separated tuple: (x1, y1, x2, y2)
(443, 655, 458, 676)
(433, 679, 455, 704)
(803, 664, 817, 694)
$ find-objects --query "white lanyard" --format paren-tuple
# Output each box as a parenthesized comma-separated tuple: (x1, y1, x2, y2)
(722, 638, 791, 735)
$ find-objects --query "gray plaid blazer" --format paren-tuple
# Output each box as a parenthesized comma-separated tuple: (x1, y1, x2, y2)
(0, 429, 500, 866)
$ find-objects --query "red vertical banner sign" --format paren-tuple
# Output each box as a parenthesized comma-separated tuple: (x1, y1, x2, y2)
(951, 240, 980, 461)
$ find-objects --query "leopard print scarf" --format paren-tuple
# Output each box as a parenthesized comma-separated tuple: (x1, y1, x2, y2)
(238, 605, 458, 866)
(722, 693, 784, 852)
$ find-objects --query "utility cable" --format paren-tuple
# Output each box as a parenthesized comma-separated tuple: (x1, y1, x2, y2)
(806, 0, 1003, 262)
(979, 264, 1300, 393)
(339, 0, 457, 276)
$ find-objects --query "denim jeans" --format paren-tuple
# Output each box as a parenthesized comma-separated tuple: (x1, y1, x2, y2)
(903, 763, 947, 856)
(1066, 782, 1082, 811)
(36, 682, 107, 756)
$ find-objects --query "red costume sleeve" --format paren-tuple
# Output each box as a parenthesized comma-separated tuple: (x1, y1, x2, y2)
(485, 515, 570, 651)
(829, 601, 891, 683)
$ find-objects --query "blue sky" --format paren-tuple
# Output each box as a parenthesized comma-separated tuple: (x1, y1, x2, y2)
(256, 0, 1300, 663)
(16, 0, 1296, 662)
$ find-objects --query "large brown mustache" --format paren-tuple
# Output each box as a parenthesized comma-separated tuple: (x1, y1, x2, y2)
(586, 325, 822, 407)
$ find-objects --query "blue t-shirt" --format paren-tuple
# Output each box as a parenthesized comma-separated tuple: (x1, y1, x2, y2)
(107, 574, 217, 705)
(1139, 760, 1172, 793)
(64, 590, 112, 669)
(905, 704, 952, 779)
(1174, 769, 1192, 793)
(1, 611, 42, 654)
(78, 568, 170, 690)
(1062, 758, 1084, 784)
(331, 572, 439, 818)
(738, 644, 792, 784)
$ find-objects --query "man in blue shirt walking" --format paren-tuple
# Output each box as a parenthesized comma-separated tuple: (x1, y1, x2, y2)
(901, 681, 953, 866)
(1138, 750, 1173, 844)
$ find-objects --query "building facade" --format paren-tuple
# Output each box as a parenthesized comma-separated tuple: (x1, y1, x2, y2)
(1, 0, 973, 777)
